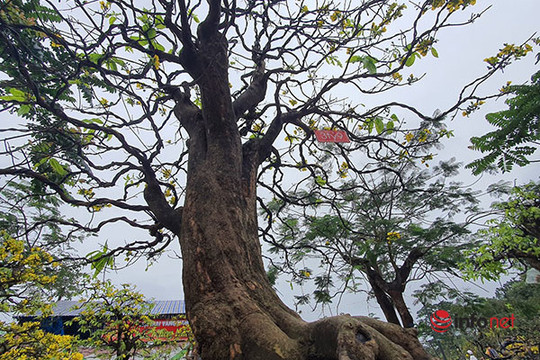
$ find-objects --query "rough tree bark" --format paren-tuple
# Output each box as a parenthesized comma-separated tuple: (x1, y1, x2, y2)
(359, 256, 420, 329)
(367, 276, 401, 327)
(144, 6, 433, 359)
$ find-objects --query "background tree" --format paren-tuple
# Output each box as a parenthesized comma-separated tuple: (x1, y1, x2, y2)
(0, 178, 85, 359)
(462, 181, 540, 281)
(267, 129, 481, 329)
(0, 0, 536, 358)
(467, 55, 540, 175)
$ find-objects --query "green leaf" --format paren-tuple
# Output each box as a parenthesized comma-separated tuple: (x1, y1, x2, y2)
(87, 244, 115, 278)
(362, 56, 377, 74)
(405, 53, 416, 67)
(155, 15, 166, 29)
(106, 59, 118, 71)
(0, 88, 27, 102)
(431, 47, 439, 58)
(386, 120, 395, 133)
(147, 28, 157, 40)
(315, 176, 327, 186)
(83, 118, 104, 125)
(366, 118, 374, 134)
(17, 105, 31, 116)
(10, 88, 25, 97)
(151, 40, 165, 52)
(348, 55, 363, 63)
(88, 53, 104, 64)
(49, 158, 67, 176)
(374, 117, 384, 134)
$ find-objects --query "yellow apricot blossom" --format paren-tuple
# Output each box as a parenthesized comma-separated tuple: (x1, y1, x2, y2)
(1, 232, 81, 360)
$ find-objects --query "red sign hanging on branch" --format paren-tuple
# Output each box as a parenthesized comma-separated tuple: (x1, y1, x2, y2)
(314, 130, 350, 143)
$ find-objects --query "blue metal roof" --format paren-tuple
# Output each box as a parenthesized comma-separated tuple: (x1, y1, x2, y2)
(148, 300, 186, 315)
(42, 300, 186, 317)
(51, 300, 82, 317)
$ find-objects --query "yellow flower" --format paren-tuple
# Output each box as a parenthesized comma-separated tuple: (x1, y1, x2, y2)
(405, 132, 414, 142)
(392, 72, 403, 82)
(386, 232, 401, 242)
(162, 168, 172, 179)
(330, 11, 341, 22)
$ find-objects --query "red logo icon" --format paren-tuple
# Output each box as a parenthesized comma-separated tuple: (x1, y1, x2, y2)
(430, 310, 452, 333)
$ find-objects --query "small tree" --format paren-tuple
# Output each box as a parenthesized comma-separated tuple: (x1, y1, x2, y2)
(74, 279, 184, 360)
(0, 181, 84, 300)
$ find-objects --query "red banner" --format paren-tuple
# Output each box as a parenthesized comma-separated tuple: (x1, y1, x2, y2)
(137, 319, 190, 341)
(150, 319, 188, 333)
(314, 130, 350, 143)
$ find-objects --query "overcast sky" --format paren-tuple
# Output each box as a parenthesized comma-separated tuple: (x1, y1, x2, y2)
(89, 0, 540, 322)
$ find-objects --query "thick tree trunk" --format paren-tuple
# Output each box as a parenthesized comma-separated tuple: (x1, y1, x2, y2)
(168, 22, 431, 360)
(388, 291, 415, 329)
(178, 159, 430, 359)
(367, 278, 401, 326)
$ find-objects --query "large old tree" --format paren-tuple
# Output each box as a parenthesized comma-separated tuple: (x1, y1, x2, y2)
(0, 0, 534, 359)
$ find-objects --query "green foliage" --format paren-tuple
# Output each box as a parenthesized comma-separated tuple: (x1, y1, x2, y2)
(0, 0, 117, 191)
(0, 179, 85, 359)
(87, 243, 116, 278)
(467, 70, 540, 174)
(462, 181, 540, 280)
(416, 280, 540, 360)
